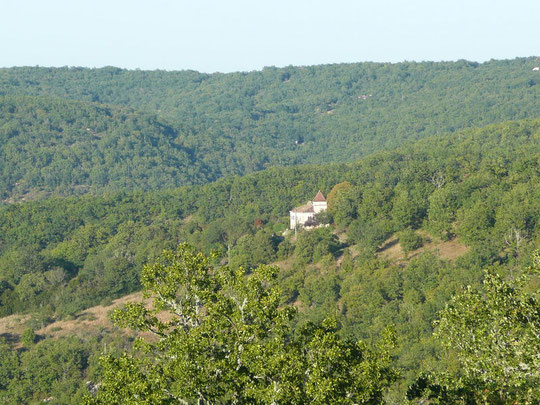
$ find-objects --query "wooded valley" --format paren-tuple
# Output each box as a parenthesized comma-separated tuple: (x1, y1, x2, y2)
(0, 60, 539, 404)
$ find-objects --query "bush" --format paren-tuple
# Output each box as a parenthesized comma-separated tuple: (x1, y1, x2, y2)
(314, 210, 331, 225)
(20, 328, 38, 347)
(294, 228, 340, 266)
(348, 219, 392, 251)
(277, 238, 294, 260)
(399, 229, 424, 258)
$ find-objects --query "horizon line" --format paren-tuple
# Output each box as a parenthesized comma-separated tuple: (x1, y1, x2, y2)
(1, 55, 539, 75)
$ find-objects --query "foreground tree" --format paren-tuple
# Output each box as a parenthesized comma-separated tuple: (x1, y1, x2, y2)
(86, 244, 397, 404)
(407, 251, 540, 404)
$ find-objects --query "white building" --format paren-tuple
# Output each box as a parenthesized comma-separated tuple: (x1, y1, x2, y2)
(289, 191, 327, 229)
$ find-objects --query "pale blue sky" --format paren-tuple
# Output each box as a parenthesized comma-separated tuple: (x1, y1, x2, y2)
(1, 0, 538, 72)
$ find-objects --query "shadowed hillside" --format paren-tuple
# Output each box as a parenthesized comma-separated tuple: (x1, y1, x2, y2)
(0, 95, 213, 200)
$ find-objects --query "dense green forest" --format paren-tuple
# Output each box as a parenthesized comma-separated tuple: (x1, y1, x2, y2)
(1, 118, 539, 403)
(1, 58, 539, 403)
(0, 95, 214, 200)
(1, 58, 539, 199)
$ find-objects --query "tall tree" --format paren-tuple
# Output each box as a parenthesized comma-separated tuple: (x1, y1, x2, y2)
(86, 244, 397, 404)
(407, 251, 540, 404)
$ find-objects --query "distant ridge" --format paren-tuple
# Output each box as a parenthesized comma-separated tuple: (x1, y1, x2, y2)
(0, 58, 539, 199)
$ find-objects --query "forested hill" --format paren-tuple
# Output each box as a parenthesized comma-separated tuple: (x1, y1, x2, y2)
(0, 95, 216, 200)
(0, 119, 539, 403)
(1, 118, 538, 318)
(1, 58, 539, 199)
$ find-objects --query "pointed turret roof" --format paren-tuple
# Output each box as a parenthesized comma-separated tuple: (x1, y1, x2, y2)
(313, 190, 326, 202)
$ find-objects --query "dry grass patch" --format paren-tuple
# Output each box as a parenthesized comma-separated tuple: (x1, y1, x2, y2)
(378, 232, 469, 264)
(37, 292, 145, 339)
(0, 292, 145, 346)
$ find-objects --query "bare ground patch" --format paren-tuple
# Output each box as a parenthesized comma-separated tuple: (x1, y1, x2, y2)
(0, 292, 145, 345)
(378, 232, 469, 264)
(37, 292, 145, 339)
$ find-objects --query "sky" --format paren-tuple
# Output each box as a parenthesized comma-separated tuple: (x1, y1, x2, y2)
(1, 0, 539, 73)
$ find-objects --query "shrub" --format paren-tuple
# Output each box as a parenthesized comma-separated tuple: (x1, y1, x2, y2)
(399, 229, 424, 258)
(20, 328, 38, 347)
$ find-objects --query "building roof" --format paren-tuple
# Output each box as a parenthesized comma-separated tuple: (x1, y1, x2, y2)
(290, 201, 315, 213)
(313, 190, 326, 202)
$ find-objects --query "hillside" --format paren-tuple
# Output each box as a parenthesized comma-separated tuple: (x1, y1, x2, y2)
(0, 119, 539, 402)
(0, 95, 214, 200)
(0, 58, 538, 199)
(1, 118, 538, 316)
(0, 292, 144, 345)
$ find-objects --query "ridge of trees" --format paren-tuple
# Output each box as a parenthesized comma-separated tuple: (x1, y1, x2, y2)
(0, 58, 539, 199)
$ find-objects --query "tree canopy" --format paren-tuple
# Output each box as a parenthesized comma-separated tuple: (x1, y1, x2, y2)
(86, 244, 398, 404)
(0, 58, 539, 200)
(407, 251, 540, 404)
(0, 58, 538, 402)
